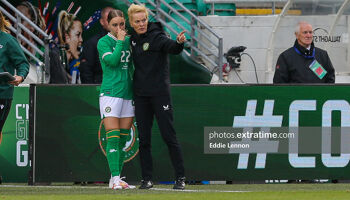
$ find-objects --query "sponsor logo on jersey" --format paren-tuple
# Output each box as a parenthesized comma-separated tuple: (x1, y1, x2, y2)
(143, 43, 149, 51)
(109, 149, 117, 153)
(0, 44, 3, 48)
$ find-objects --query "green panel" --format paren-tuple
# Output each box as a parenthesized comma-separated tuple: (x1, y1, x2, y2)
(0, 86, 30, 182)
(31, 85, 350, 183)
(171, 85, 350, 180)
(33, 85, 115, 182)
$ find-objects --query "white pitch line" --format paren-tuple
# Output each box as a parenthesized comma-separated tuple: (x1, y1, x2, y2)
(0, 185, 250, 193)
(150, 188, 250, 193)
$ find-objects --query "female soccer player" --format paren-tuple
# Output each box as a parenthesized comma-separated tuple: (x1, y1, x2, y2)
(0, 10, 29, 136)
(97, 9, 135, 190)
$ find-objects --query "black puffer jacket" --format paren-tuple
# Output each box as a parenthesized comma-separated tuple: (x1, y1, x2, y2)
(130, 22, 184, 96)
(273, 40, 335, 83)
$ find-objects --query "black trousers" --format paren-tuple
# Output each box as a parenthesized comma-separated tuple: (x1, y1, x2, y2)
(134, 94, 185, 181)
(0, 99, 12, 132)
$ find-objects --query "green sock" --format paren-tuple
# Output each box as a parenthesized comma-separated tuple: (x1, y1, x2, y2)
(106, 129, 120, 177)
(119, 128, 130, 174)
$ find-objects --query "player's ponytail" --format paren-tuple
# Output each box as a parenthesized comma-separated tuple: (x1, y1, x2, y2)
(57, 10, 77, 44)
(107, 9, 124, 23)
(0, 10, 10, 33)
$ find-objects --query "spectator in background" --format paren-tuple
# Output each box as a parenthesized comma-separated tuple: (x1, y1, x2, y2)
(48, 44, 69, 84)
(16, 1, 48, 83)
(80, 7, 114, 84)
(273, 21, 335, 83)
(16, 1, 46, 56)
(0, 10, 29, 134)
(57, 10, 83, 84)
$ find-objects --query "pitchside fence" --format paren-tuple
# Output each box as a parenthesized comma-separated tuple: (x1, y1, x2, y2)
(2, 85, 350, 183)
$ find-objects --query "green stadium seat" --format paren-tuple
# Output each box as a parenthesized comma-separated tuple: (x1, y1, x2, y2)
(164, 21, 191, 41)
(206, 3, 236, 16)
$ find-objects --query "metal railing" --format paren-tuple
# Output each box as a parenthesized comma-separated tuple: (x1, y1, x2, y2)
(0, 0, 50, 83)
(266, 0, 293, 73)
(129, 0, 224, 80)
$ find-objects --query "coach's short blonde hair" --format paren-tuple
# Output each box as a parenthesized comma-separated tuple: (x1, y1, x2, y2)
(128, 4, 148, 23)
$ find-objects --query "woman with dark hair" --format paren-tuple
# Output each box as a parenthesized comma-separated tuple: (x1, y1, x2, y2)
(57, 11, 83, 84)
(0, 10, 29, 135)
(97, 9, 135, 190)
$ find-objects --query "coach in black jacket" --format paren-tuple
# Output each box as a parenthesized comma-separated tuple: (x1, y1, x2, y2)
(128, 4, 186, 190)
(273, 21, 335, 83)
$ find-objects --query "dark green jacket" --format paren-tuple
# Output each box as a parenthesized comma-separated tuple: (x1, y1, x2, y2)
(0, 31, 29, 99)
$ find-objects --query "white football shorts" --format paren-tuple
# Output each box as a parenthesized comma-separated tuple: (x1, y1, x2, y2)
(99, 96, 134, 119)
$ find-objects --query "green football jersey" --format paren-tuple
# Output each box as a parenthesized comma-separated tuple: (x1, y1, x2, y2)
(97, 33, 133, 99)
(0, 31, 29, 99)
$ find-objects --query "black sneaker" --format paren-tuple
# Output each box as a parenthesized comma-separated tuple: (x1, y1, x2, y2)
(139, 180, 153, 189)
(173, 177, 185, 190)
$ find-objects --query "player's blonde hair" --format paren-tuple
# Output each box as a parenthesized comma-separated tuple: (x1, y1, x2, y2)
(128, 4, 148, 23)
(57, 10, 79, 44)
(0, 10, 10, 32)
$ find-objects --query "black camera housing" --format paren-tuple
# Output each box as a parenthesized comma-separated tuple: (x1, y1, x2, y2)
(224, 46, 247, 68)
